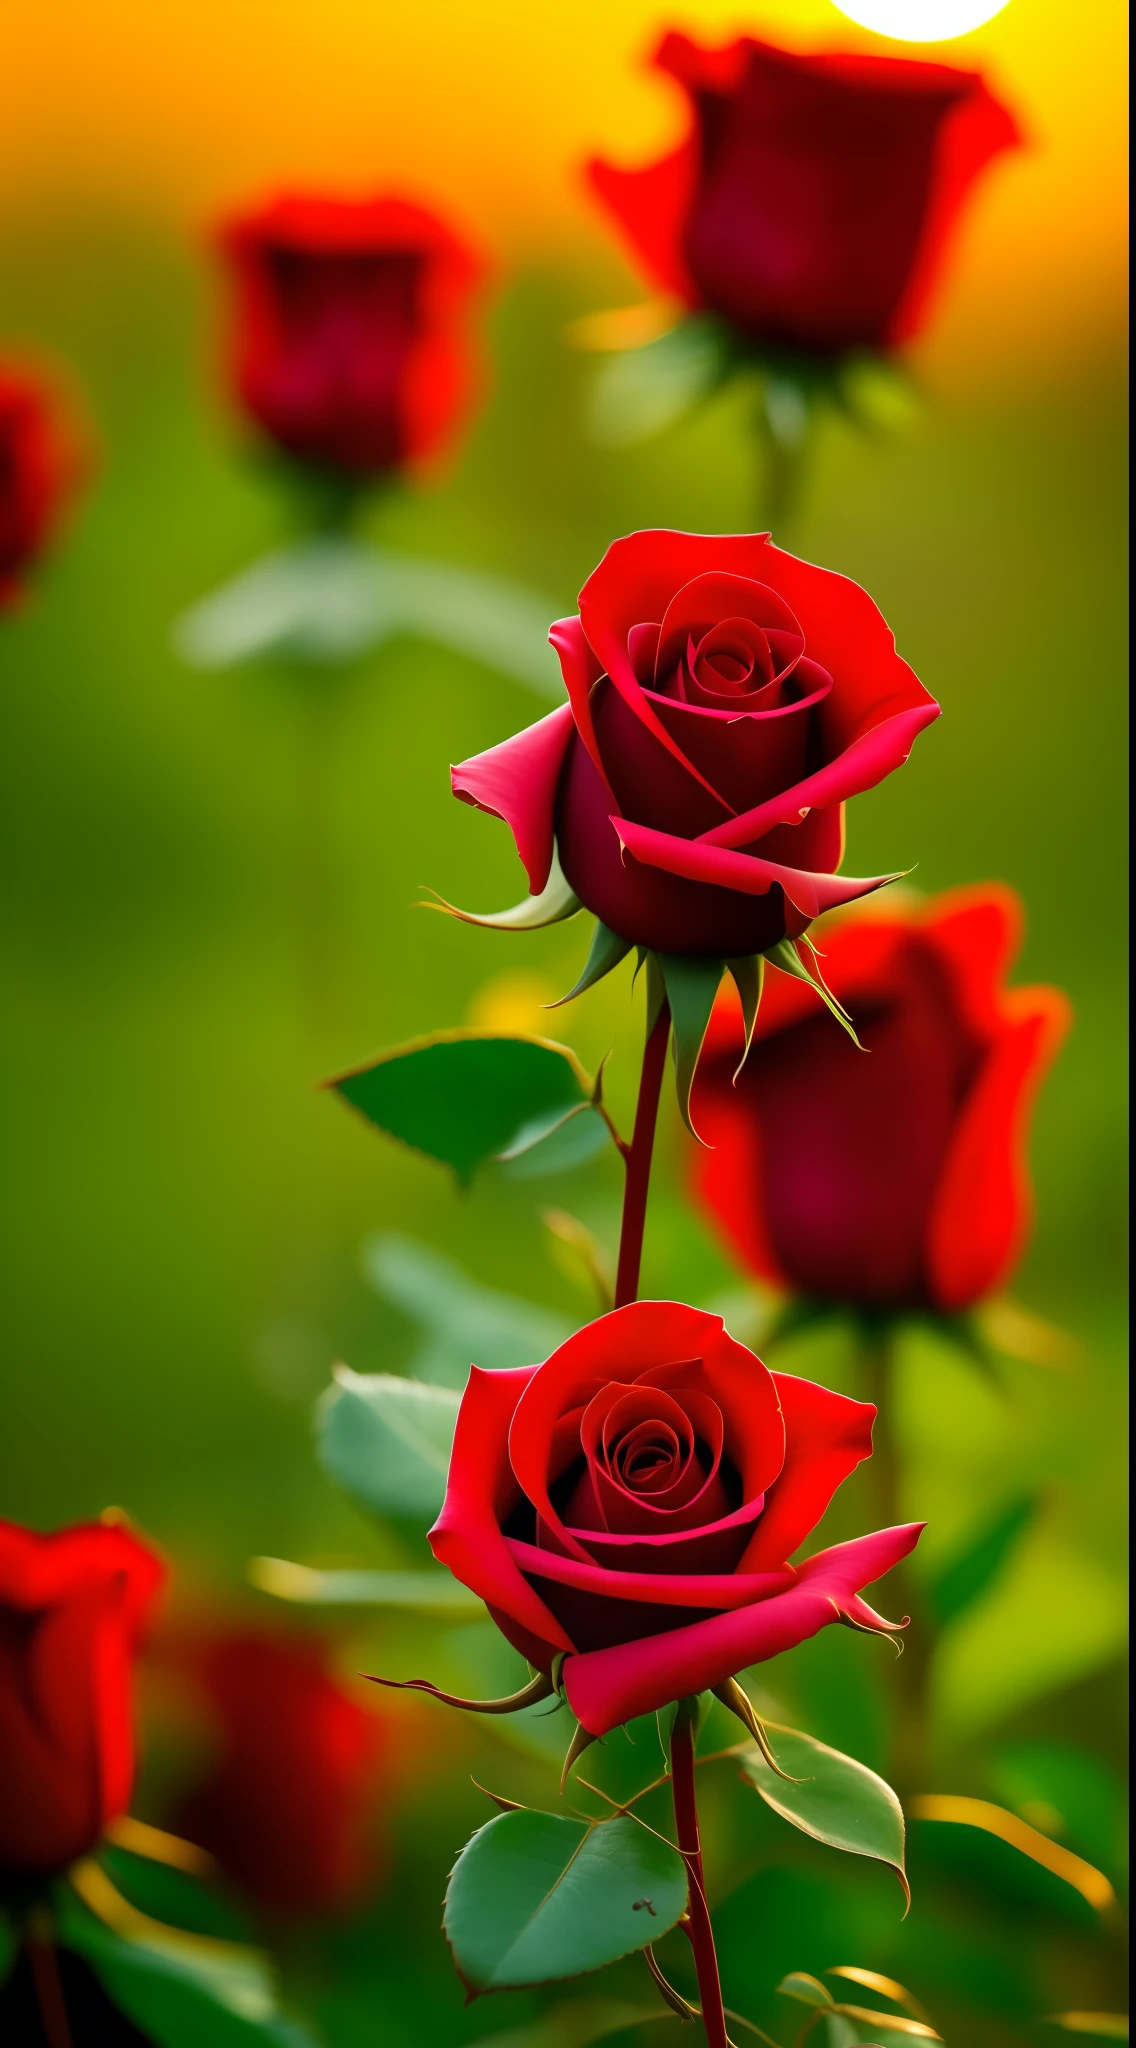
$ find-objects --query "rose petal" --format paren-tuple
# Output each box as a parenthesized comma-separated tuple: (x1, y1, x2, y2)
(613, 815, 895, 919)
(429, 1365, 572, 1653)
(561, 1522, 923, 1733)
(699, 700, 939, 852)
(655, 571, 804, 682)
(451, 702, 575, 895)
(740, 1374, 876, 1571)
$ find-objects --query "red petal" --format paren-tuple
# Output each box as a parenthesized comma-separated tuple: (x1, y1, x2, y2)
(429, 1366, 572, 1653)
(450, 702, 575, 894)
(586, 146, 700, 305)
(926, 986, 1071, 1311)
(561, 1522, 922, 1734)
(741, 1375, 876, 1570)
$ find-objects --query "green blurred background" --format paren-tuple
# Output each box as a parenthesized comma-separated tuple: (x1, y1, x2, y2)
(0, 126, 1127, 2048)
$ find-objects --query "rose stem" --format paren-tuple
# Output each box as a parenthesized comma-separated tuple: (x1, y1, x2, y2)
(861, 1322, 930, 1793)
(613, 996, 671, 1309)
(671, 1700, 729, 2048)
(25, 1927, 75, 2048)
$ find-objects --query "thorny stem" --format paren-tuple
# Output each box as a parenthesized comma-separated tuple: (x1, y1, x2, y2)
(671, 1702, 729, 2048)
(614, 997, 671, 1310)
(861, 1324, 931, 1794)
(25, 1927, 74, 2048)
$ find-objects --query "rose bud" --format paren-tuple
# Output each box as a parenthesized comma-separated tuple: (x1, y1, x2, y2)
(0, 1518, 164, 1879)
(452, 529, 938, 959)
(0, 363, 83, 609)
(175, 1629, 386, 1918)
(429, 1301, 922, 1737)
(590, 32, 1019, 358)
(217, 193, 485, 480)
(691, 887, 1071, 1315)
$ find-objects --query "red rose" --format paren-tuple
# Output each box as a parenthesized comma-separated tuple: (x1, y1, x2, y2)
(176, 1630, 386, 1917)
(691, 887, 1071, 1313)
(0, 1518, 164, 1878)
(429, 1302, 921, 1737)
(590, 33, 1018, 356)
(219, 193, 484, 477)
(453, 530, 938, 957)
(0, 364, 82, 608)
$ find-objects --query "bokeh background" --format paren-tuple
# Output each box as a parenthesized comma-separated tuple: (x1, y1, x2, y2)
(1, 2, 1127, 2045)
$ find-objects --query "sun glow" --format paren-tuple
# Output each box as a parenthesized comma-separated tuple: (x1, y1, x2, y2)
(831, 0, 1011, 40)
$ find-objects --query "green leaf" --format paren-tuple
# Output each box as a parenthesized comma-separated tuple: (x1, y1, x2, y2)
(589, 315, 730, 446)
(174, 538, 566, 699)
(464, 2000, 663, 2048)
(654, 951, 726, 1135)
(315, 1367, 459, 1525)
(739, 1726, 908, 1905)
(54, 1877, 315, 2048)
(331, 1029, 598, 1185)
(443, 1809, 688, 1993)
(249, 1557, 482, 1615)
(928, 1495, 1037, 1624)
(363, 1233, 573, 1387)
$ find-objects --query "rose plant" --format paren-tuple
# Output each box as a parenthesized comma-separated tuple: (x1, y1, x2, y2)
(303, 522, 942, 2044)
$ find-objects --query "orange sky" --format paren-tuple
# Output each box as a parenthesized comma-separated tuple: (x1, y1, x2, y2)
(1, 0, 1128, 382)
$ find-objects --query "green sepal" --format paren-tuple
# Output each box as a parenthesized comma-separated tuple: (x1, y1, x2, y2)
(766, 936, 862, 1046)
(553, 920, 633, 1006)
(442, 1809, 689, 1993)
(726, 953, 765, 1076)
(653, 952, 726, 1137)
(423, 844, 581, 932)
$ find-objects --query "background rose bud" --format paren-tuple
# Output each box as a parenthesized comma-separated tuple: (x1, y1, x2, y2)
(691, 887, 1071, 1314)
(429, 1300, 921, 1736)
(453, 529, 938, 957)
(0, 363, 83, 608)
(174, 1628, 387, 1918)
(590, 33, 1019, 357)
(0, 1518, 164, 1879)
(218, 193, 485, 478)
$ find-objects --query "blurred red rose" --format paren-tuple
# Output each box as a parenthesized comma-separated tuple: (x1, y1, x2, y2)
(453, 528, 938, 957)
(218, 193, 485, 477)
(430, 1300, 921, 1736)
(590, 32, 1018, 356)
(176, 1629, 387, 1918)
(0, 363, 83, 607)
(691, 887, 1071, 1314)
(0, 1518, 164, 1878)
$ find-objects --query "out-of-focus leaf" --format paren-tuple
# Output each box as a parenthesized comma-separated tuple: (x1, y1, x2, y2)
(928, 1495, 1037, 1624)
(55, 1867, 314, 2047)
(975, 1296, 1083, 1368)
(740, 1728, 908, 1904)
(315, 1366, 459, 1525)
(443, 1809, 688, 1992)
(456, 1998, 662, 2048)
(588, 315, 730, 445)
(363, 1233, 573, 1387)
(249, 1556, 482, 1615)
(174, 538, 565, 697)
(908, 1796, 1118, 1920)
(988, 1740, 1128, 1878)
(827, 1968, 931, 2023)
(0, 1916, 14, 1987)
(932, 1530, 1127, 1741)
(1043, 2018, 1129, 2039)
(331, 1031, 601, 1186)
(779, 1971, 835, 2007)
